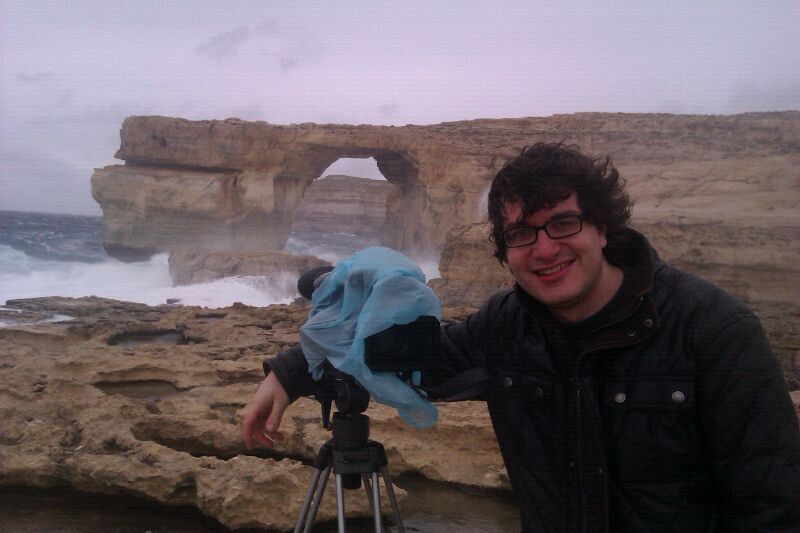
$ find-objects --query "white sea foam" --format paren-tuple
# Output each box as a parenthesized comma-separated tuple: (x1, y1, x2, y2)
(0, 245, 300, 308)
(1, 227, 443, 309)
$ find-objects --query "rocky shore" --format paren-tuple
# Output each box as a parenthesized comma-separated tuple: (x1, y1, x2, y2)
(7, 110, 798, 530)
(0, 296, 504, 531)
(3, 295, 796, 530)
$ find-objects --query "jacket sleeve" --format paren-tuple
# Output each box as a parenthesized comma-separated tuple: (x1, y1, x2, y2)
(693, 308, 800, 531)
(263, 345, 316, 402)
(265, 290, 512, 403)
(420, 291, 512, 397)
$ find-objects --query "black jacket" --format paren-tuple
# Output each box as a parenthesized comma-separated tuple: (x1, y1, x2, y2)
(267, 228, 800, 532)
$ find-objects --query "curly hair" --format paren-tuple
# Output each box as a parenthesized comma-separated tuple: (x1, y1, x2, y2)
(488, 142, 632, 263)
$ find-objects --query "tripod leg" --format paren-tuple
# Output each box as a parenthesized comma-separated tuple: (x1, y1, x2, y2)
(370, 471, 383, 533)
(302, 466, 332, 533)
(380, 467, 406, 533)
(335, 474, 346, 533)
(294, 468, 322, 533)
(362, 473, 375, 509)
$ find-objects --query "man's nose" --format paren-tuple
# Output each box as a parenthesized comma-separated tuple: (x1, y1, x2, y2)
(531, 231, 561, 258)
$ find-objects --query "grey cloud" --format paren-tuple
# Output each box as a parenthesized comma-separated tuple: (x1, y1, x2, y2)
(379, 103, 400, 117)
(57, 91, 73, 108)
(16, 72, 55, 83)
(277, 43, 324, 73)
(27, 101, 152, 127)
(728, 82, 800, 113)
(0, 144, 101, 215)
(255, 18, 279, 36)
(279, 55, 298, 72)
(224, 104, 266, 120)
(195, 26, 251, 60)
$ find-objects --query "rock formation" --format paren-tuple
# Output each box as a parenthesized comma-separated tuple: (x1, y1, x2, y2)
(432, 216, 800, 383)
(91, 112, 799, 262)
(0, 297, 505, 531)
(89, 111, 798, 379)
(2, 296, 798, 528)
(291, 174, 391, 238)
(168, 249, 330, 285)
(418, 113, 800, 382)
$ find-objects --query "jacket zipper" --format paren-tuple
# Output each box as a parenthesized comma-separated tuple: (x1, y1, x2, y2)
(572, 299, 646, 532)
(576, 385, 589, 532)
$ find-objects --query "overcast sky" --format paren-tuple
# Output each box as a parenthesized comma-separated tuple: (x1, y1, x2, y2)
(1, 0, 798, 215)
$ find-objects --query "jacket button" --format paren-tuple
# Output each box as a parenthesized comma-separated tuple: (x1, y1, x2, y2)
(502, 377, 513, 388)
(627, 330, 637, 337)
(672, 391, 686, 403)
(614, 392, 627, 404)
(533, 387, 544, 400)
(644, 319, 654, 328)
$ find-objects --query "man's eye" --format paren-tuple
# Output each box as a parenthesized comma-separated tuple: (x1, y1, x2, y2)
(549, 220, 575, 231)
(510, 227, 536, 239)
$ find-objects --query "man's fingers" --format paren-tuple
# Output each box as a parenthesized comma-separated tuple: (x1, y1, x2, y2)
(252, 429, 275, 448)
(264, 428, 284, 441)
(240, 407, 261, 449)
(241, 373, 290, 448)
(241, 415, 254, 449)
(265, 399, 287, 433)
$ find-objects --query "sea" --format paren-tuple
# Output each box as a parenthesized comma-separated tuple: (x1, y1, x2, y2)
(0, 210, 439, 309)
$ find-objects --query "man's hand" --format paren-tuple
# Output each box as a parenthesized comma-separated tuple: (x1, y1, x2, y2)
(241, 372, 289, 449)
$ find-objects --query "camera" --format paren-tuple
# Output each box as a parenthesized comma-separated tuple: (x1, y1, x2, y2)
(364, 315, 440, 375)
(297, 266, 441, 377)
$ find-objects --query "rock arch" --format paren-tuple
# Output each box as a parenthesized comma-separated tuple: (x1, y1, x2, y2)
(272, 147, 424, 250)
(289, 159, 390, 242)
(91, 112, 799, 270)
(91, 116, 495, 260)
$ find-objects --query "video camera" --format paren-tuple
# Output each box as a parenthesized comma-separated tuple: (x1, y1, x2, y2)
(297, 265, 441, 379)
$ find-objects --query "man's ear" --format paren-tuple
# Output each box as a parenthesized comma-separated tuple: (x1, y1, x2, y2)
(598, 224, 608, 249)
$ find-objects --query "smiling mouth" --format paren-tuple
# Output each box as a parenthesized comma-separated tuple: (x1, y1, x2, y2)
(534, 261, 572, 276)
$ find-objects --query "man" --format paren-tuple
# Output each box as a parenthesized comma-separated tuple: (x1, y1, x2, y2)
(242, 142, 800, 532)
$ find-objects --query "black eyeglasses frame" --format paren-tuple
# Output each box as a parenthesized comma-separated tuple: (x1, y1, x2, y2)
(502, 214, 584, 248)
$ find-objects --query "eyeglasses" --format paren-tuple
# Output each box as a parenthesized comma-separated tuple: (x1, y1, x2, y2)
(502, 215, 583, 248)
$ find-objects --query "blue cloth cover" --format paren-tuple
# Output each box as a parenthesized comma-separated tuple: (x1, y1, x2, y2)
(299, 247, 441, 428)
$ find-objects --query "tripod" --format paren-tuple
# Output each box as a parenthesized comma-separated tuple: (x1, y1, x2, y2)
(294, 369, 406, 533)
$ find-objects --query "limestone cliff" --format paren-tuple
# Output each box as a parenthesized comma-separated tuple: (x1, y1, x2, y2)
(90, 112, 799, 377)
(91, 112, 799, 260)
(291, 174, 391, 238)
(431, 214, 800, 383)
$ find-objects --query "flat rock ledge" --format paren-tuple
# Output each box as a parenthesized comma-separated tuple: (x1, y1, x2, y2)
(168, 249, 331, 285)
(0, 297, 505, 531)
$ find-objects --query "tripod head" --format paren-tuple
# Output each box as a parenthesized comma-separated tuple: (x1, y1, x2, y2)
(312, 363, 376, 490)
(310, 311, 440, 431)
(314, 362, 371, 430)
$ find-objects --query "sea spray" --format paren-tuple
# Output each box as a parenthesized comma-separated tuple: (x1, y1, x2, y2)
(1, 211, 443, 309)
(0, 247, 301, 307)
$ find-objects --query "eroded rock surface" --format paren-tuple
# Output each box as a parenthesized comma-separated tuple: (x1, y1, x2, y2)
(168, 249, 330, 285)
(431, 215, 800, 384)
(0, 297, 504, 531)
(291, 174, 391, 238)
(91, 112, 798, 260)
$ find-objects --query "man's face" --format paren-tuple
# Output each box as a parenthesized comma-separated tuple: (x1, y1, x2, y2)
(502, 193, 618, 322)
